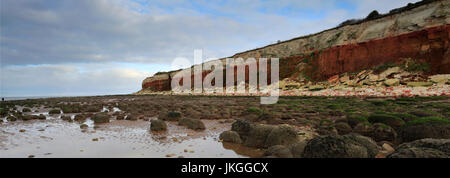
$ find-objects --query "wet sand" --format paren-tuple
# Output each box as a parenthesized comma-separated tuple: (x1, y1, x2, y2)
(0, 108, 264, 158)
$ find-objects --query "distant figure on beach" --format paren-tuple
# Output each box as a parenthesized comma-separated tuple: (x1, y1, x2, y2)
(1, 98, 4, 101)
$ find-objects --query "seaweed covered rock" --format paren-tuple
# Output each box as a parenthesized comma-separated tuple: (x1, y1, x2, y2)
(371, 123, 397, 142)
(92, 113, 110, 124)
(346, 115, 369, 128)
(289, 141, 307, 158)
(264, 145, 293, 158)
(150, 119, 167, 131)
(334, 122, 352, 135)
(398, 117, 450, 143)
(388, 139, 450, 158)
(368, 114, 405, 129)
(6, 116, 17, 122)
(74, 114, 86, 122)
(353, 122, 373, 137)
(159, 111, 182, 121)
(244, 124, 275, 148)
(61, 115, 72, 122)
(49, 109, 61, 114)
(231, 120, 252, 139)
(178, 118, 206, 130)
(219, 131, 242, 144)
(265, 124, 298, 148)
(302, 134, 379, 158)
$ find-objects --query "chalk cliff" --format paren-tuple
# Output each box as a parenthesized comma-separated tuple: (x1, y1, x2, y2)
(140, 0, 450, 92)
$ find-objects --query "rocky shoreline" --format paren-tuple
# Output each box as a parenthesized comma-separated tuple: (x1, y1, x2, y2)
(1, 94, 449, 158)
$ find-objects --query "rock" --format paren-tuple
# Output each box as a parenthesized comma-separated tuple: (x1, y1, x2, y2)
(308, 85, 325, 91)
(346, 115, 369, 128)
(302, 134, 379, 158)
(178, 118, 205, 130)
(150, 119, 167, 131)
(231, 120, 252, 138)
(353, 122, 373, 137)
(368, 114, 405, 129)
(74, 114, 86, 122)
(406, 82, 433, 87)
(19, 129, 26, 132)
(159, 111, 182, 121)
(334, 122, 352, 135)
(244, 124, 275, 148)
(384, 79, 400, 86)
(22, 115, 39, 121)
(328, 75, 340, 83)
(265, 125, 298, 148)
(7, 116, 17, 122)
(317, 126, 338, 135)
(264, 145, 293, 158)
(125, 114, 138, 121)
(429, 74, 450, 84)
(80, 124, 88, 129)
(289, 141, 307, 158)
(382, 143, 395, 153)
(22, 108, 31, 112)
(368, 74, 379, 82)
(38, 114, 46, 120)
(49, 109, 61, 114)
(91, 113, 110, 124)
(387, 139, 450, 158)
(379, 67, 401, 79)
(116, 114, 125, 120)
(398, 117, 450, 143)
(61, 115, 72, 122)
(340, 75, 350, 83)
(371, 123, 397, 142)
(219, 131, 242, 144)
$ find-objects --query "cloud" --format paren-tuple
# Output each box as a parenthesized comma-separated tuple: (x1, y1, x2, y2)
(0, 63, 152, 96)
(0, 0, 422, 96)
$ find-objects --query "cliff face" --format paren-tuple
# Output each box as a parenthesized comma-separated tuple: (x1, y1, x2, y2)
(141, 0, 450, 92)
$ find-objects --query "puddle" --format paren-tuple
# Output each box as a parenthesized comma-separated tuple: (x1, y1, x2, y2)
(0, 117, 263, 158)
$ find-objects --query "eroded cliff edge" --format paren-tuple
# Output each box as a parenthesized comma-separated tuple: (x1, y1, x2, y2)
(139, 0, 450, 94)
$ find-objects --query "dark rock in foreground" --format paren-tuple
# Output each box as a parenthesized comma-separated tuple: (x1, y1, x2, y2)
(150, 119, 167, 131)
(302, 134, 379, 158)
(388, 139, 450, 158)
(219, 131, 242, 144)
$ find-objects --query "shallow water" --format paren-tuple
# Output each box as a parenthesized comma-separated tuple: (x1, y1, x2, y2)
(0, 111, 264, 158)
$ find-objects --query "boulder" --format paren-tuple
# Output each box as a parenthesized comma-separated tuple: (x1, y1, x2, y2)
(231, 120, 252, 138)
(387, 139, 450, 158)
(125, 114, 138, 121)
(178, 118, 206, 130)
(48, 109, 61, 114)
(289, 141, 307, 158)
(80, 124, 88, 129)
(265, 124, 298, 148)
(61, 115, 72, 122)
(219, 131, 242, 144)
(346, 115, 369, 128)
(91, 113, 110, 124)
(159, 111, 182, 121)
(384, 79, 400, 86)
(368, 114, 405, 129)
(334, 122, 352, 135)
(6, 116, 17, 122)
(150, 119, 167, 131)
(244, 124, 275, 148)
(264, 145, 293, 158)
(74, 114, 86, 122)
(353, 122, 373, 137)
(398, 117, 450, 143)
(38, 114, 46, 120)
(302, 134, 379, 158)
(429, 74, 450, 84)
(371, 123, 397, 142)
(379, 67, 400, 79)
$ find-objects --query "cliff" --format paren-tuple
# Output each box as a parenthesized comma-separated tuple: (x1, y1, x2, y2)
(141, 0, 450, 92)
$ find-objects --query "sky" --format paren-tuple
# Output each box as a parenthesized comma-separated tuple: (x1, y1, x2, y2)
(0, 0, 421, 97)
